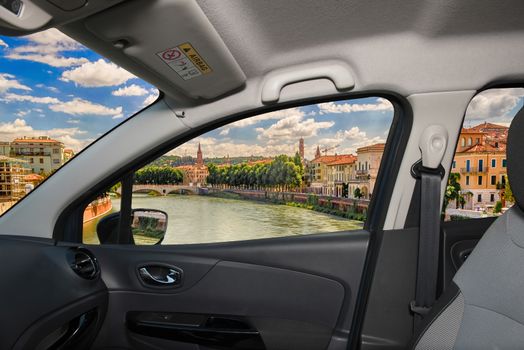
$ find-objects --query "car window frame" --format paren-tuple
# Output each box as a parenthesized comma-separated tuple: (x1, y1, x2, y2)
(54, 90, 413, 243)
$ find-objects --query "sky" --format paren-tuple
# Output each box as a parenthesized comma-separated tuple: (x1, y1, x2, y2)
(0, 29, 158, 152)
(0, 29, 523, 159)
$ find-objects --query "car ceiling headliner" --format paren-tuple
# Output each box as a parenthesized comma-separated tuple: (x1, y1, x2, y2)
(5, 0, 524, 106)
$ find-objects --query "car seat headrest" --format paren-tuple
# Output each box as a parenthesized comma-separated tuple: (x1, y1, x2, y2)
(507, 105, 524, 211)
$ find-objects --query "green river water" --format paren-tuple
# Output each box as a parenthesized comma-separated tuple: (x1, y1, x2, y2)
(83, 194, 363, 245)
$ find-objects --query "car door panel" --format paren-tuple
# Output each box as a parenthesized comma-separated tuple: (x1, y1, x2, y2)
(0, 236, 107, 350)
(86, 230, 370, 350)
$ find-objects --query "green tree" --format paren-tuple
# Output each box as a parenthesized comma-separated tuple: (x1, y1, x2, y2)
(134, 166, 183, 185)
(444, 173, 462, 211)
(505, 181, 515, 203)
(494, 201, 503, 214)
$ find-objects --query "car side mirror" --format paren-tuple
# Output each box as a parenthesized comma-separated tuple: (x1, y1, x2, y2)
(96, 209, 168, 245)
(131, 209, 168, 245)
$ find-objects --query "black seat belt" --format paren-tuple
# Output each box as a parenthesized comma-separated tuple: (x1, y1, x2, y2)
(410, 162, 444, 320)
(410, 125, 448, 325)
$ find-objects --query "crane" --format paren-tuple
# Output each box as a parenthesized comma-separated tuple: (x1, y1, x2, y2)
(321, 144, 339, 155)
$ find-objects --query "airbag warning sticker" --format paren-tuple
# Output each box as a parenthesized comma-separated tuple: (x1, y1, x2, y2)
(157, 43, 212, 81)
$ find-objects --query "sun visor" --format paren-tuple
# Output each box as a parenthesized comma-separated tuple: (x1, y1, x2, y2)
(84, 0, 246, 100)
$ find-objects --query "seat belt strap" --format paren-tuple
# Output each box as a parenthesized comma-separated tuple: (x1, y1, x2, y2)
(410, 169, 442, 316)
(410, 125, 448, 321)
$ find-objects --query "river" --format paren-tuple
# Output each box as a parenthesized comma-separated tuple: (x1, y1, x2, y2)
(83, 194, 364, 245)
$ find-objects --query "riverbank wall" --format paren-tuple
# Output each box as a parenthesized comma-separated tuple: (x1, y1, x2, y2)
(83, 196, 112, 223)
(208, 188, 369, 220)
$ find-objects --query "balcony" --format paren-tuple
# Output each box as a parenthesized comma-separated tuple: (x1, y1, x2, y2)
(11, 151, 51, 157)
(459, 166, 489, 174)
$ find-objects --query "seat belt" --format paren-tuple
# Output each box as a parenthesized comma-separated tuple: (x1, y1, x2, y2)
(410, 125, 448, 323)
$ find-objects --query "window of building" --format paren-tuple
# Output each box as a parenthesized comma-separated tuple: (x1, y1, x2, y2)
(0, 28, 159, 216)
(468, 137, 472, 146)
(82, 96, 395, 244)
(445, 87, 524, 221)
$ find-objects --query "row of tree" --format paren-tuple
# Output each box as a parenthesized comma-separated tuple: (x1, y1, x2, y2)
(134, 166, 184, 185)
(207, 154, 304, 191)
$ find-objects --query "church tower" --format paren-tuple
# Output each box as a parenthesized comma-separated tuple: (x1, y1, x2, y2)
(196, 143, 203, 165)
(299, 138, 305, 159)
(315, 145, 321, 158)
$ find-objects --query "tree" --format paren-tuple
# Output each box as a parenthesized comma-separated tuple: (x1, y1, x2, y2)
(494, 201, 503, 214)
(134, 166, 183, 185)
(444, 173, 462, 211)
(505, 180, 514, 204)
(354, 187, 363, 199)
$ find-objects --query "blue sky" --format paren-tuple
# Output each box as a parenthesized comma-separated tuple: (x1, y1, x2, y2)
(1, 29, 522, 159)
(0, 29, 158, 151)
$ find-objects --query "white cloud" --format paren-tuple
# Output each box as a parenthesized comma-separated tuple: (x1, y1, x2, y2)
(2, 93, 58, 104)
(230, 108, 305, 129)
(61, 59, 136, 87)
(6, 53, 89, 68)
(465, 88, 524, 121)
(172, 137, 297, 159)
(317, 98, 393, 114)
(317, 126, 386, 154)
(49, 98, 122, 117)
(35, 84, 59, 93)
(0, 73, 31, 93)
(66, 119, 80, 124)
(0, 39, 7, 48)
(1, 93, 59, 104)
(219, 128, 230, 136)
(2, 92, 122, 118)
(5, 28, 88, 68)
(256, 112, 334, 141)
(15, 110, 30, 117)
(112, 113, 124, 120)
(0, 118, 92, 152)
(142, 92, 159, 107)
(112, 84, 149, 96)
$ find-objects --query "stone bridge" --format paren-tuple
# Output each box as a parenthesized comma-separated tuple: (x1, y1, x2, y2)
(115, 184, 203, 196)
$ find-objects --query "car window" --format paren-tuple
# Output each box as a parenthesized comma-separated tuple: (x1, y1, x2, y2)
(83, 96, 395, 244)
(0, 29, 158, 216)
(444, 88, 524, 220)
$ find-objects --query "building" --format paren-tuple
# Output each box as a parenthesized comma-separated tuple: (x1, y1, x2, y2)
(9, 136, 65, 174)
(326, 154, 357, 197)
(64, 148, 75, 162)
(0, 155, 30, 201)
(452, 123, 508, 210)
(348, 143, 385, 199)
(299, 138, 305, 160)
(176, 143, 209, 186)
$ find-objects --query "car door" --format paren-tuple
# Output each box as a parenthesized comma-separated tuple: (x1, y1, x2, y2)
(46, 95, 408, 350)
(0, 93, 409, 350)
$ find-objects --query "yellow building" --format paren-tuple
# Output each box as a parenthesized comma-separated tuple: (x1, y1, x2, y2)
(176, 143, 209, 186)
(349, 143, 385, 199)
(308, 155, 339, 195)
(10, 136, 65, 174)
(0, 156, 30, 201)
(326, 155, 357, 197)
(452, 123, 508, 210)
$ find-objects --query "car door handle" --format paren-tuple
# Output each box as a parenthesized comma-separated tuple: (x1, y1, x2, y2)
(138, 266, 182, 287)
